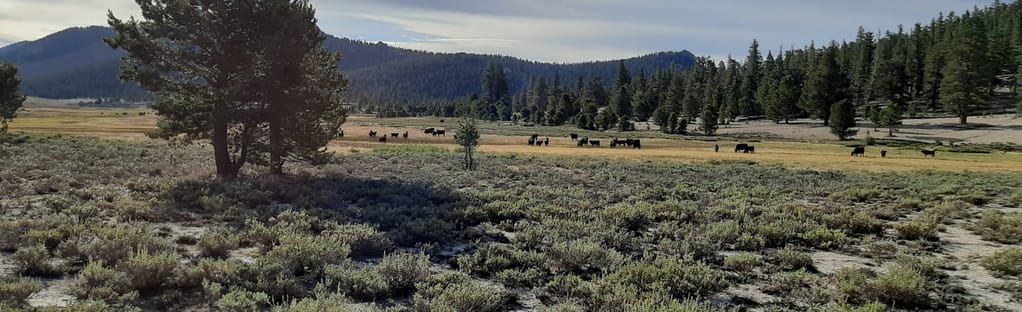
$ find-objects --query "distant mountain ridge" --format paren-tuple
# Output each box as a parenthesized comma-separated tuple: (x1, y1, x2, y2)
(0, 26, 696, 104)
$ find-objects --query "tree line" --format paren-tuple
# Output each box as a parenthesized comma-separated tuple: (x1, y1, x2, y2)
(436, 1, 1022, 139)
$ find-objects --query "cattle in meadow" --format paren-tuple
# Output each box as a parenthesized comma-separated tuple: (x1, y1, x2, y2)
(379, 136, 387, 143)
(434, 129, 447, 137)
(632, 139, 641, 149)
(369, 130, 377, 137)
(715, 144, 719, 153)
(577, 137, 589, 147)
(851, 147, 865, 157)
(881, 150, 888, 158)
(590, 140, 601, 147)
(744, 146, 756, 154)
(424, 128, 435, 135)
(544, 138, 549, 146)
(570, 133, 579, 141)
(339, 130, 344, 138)
(403, 131, 408, 139)
(921, 150, 936, 158)
(391, 133, 399, 138)
(528, 138, 536, 146)
(610, 141, 618, 148)
(735, 143, 749, 153)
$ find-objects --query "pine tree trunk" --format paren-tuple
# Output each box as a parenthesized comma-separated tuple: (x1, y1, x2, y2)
(959, 112, 967, 126)
(269, 115, 283, 176)
(213, 100, 236, 180)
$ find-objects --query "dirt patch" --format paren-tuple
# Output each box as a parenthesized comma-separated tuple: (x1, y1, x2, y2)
(27, 278, 75, 308)
(940, 224, 1022, 311)
(229, 247, 261, 264)
(812, 251, 880, 275)
(0, 252, 15, 277)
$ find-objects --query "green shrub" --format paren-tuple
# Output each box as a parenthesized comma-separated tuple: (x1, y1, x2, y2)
(956, 191, 989, 206)
(897, 197, 924, 210)
(495, 268, 546, 288)
(412, 278, 511, 312)
(774, 248, 814, 271)
(831, 187, 881, 202)
(724, 253, 763, 272)
(96, 198, 155, 221)
(981, 248, 1022, 277)
(1008, 191, 1022, 207)
(456, 243, 547, 277)
(197, 228, 240, 259)
(62, 300, 111, 312)
(974, 211, 1022, 244)
(14, 244, 59, 276)
(216, 290, 270, 312)
(801, 228, 847, 250)
(0, 277, 44, 308)
(829, 267, 876, 304)
(893, 221, 938, 241)
(71, 261, 137, 304)
(600, 257, 730, 299)
(59, 225, 175, 265)
(764, 269, 819, 296)
(872, 264, 929, 307)
(263, 232, 350, 277)
(119, 250, 179, 293)
(271, 294, 353, 312)
(921, 200, 970, 224)
(331, 223, 394, 257)
(548, 240, 626, 275)
(543, 274, 592, 300)
(378, 252, 431, 293)
(324, 264, 391, 300)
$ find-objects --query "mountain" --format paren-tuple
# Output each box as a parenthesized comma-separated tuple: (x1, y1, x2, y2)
(0, 26, 695, 104)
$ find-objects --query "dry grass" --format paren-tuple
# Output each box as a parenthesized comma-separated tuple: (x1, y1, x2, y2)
(10, 109, 1022, 173)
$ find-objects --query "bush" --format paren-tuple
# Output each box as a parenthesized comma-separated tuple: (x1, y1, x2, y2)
(872, 264, 929, 307)
(263, 232, 350, 277)
(829, 267, 876, 304)
(59, 225, 175, 265)
(724, 253, 763, 272)
(774, 248, 815, 271)
(71, 261, 137, 304)
(324, 264, 391, 300)
(548, 240, 626, 275)
(412, 278, 511, 312)
(974, 211, 1022, 244)
(981, 248, 1022, 277)
(197, 228, 240, 259)
(331, 224, 394, 258)
(495, 268, 545, 288)
(271, 294, 352, 312)
(599, 257, 730, 299)
(14, 244, 59, 276)
(216, 290, 270, 312)
(801, 228, 847, 250)
(119, 250, 179, 293)
(0, 277, 44, 308)
(893, 221, 938, 241)
(377, 252, 431, 293)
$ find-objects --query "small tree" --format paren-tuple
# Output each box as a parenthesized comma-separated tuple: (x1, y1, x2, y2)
(877, 105, 904, 137)
(0, 62, 26, 134)
(829, 100, 858, 140)
(700, 102, 719, 136)
(453, 118, 480, 171)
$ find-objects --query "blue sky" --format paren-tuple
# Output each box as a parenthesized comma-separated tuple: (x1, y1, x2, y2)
(0, 0, 994, 63)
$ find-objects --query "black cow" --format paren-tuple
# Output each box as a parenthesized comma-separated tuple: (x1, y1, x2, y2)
(339, 130, 344, 138)
(391, 133, 399, 138)
(435, 129, 447, 137)
(379, 136, 387, 143)
(544, 138, 549, 146)
(632, 139, 641, 149)
(715, 144, 719, 153)
(528, 138, 536, 146)
(922, 150, 936, 158)
(590, 140, 601, 147)
(424, 128, 435, 135)
(570, 133, 579, 141)
(881, 150, 888, 158)
(851, 147, 865, 157)
(403, 131, 408, 139)
(577, 137, 589, 147)
(369, 130, 377, 137)
(610, 141, 618, 148)
(735, 144, 749, 153)
(746, 146, 756, 153)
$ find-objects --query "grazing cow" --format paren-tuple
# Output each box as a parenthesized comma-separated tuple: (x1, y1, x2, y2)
(379, 136, 387, 143)
(851, 147, 866, 157)
(610, 141, 618, 148)
(544, 138, 549, 146)
(632, 139, 641, 149)
(577, 140, 586, 147)
(881, 150, 888, 158)
(922, 150, 936, 158)
(715, 144, 719, 153)
(435, 129, 446, 137)
(570, 133, 579, 141)
(403, 131, 408, 139)
(424, 128, 435, 135)
(590, 140, 601, 147)
(735, 143, 749, 153)
(440, 119, 445, 123)
(369, 130, 377, 137)
(391, 133, 399, 138)
(339, 130, 344, 138)
(747, 146, 756, 153)
(577, 137, 589, 147)
(528, 138, 536, 146)
(625, 139, 636, 147)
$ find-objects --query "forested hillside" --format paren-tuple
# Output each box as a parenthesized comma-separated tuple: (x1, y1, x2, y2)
(0, 27, 694, 106)
(449, 1, 1022, 137)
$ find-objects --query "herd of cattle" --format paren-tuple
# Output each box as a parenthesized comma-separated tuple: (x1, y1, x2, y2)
(360, 127, 939, 158)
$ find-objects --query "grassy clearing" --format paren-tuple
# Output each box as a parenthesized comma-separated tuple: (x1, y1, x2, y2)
(2, 133, 1021, 310)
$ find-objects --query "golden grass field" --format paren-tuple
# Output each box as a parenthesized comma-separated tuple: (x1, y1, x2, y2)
(10, 107, 1022, 172)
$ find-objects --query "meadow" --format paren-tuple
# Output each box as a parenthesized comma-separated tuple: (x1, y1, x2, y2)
(4, 107, 1022, 311)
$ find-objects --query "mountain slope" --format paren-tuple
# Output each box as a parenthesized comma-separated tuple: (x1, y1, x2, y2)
(0, 27, 695, 103)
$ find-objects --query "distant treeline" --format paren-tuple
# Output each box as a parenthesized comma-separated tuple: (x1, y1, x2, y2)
(393, 1, 1022, 136)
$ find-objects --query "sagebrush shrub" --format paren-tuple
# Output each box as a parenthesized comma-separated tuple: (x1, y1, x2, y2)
(774, 248, 815, 271)
(412, 278, 511, 312)
(216, 290, 269, 312)
(893, 221, 938, 241)
(324, 264, 391, 300)
(71, 261, 137, 304)
(724, 253, 763, 272)
(14, 244, 58, 276)
(0, 277, 44, 308)
(377, 252, 431, 293)
(330, 223, 394, 258)
(981, 248, 1022, 277)
(872, 264, 929, 307)
(197, 228, 240, 259)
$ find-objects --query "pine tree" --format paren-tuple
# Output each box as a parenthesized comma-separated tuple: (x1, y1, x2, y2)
(0, 63, 26, 134)
(739, 40, 763, 116)
(851, 27, 876, 107)
(799, 45, 849, 126)
(877, 104, 904, 136)
(828, 99, 858, 140)
(701, 69, 721, 135)
(453, 118, 479, 171)
(610, 86, 631, 120)
(923, 43, 947, 111)
(940, 18, 987, 126)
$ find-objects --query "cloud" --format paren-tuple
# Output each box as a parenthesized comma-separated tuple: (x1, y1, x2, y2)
(1, 0, 996, 62)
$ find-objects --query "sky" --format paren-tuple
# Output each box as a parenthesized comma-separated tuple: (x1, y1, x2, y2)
(0, 0, 995, 63)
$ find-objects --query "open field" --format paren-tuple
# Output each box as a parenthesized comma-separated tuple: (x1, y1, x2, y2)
(3, 134, 1022, 311)
(8, 108, 1022, 173)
